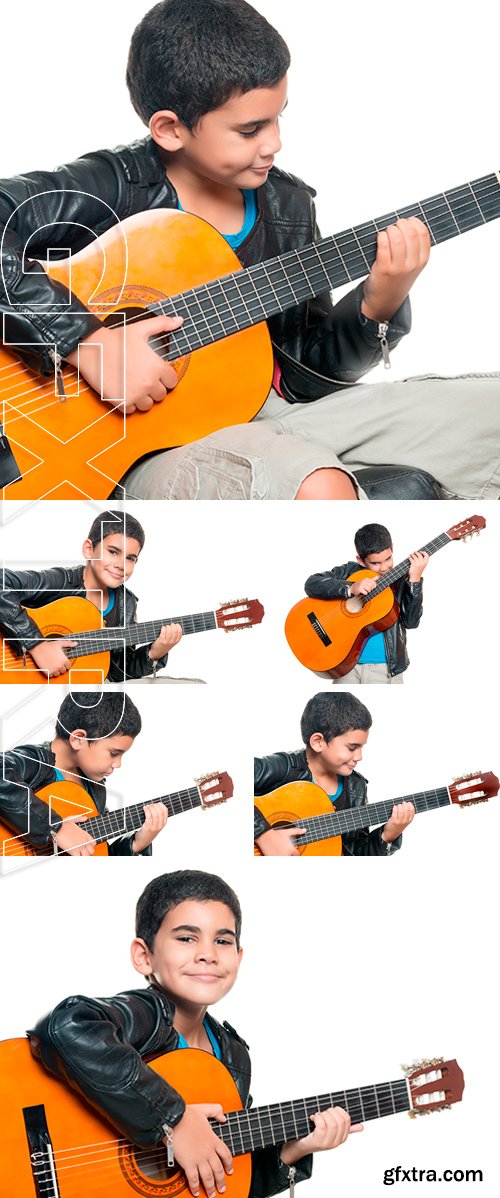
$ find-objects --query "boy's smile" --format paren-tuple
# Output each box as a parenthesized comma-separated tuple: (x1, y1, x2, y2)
(132, 900, 242, 1012)
(308, 729, 369, 778)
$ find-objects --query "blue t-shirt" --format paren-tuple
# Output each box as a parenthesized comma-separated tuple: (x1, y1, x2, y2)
(328, 778, 344, 805)
(176, 1018, 222, 1059)
(358, 631, 387, 664)
(178, 189, 258, 249)
(53, 767, 89, 793)
(102, 591, 115, 618)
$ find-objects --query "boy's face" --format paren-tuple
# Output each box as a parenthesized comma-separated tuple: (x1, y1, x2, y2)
(82, 534, 142, 590)
(159, 77, 287, 191)
(357, 546, 394, 574)
(132, 899, 242, 1009)
(69, 731, 134, 780)
(310, 728, 369, 775)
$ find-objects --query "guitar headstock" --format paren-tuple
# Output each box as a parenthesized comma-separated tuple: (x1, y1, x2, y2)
(446, 514, 486, 541)
(405, 1058, 464, 1115)
(216, 599, 265, 630)
(196, 771, 234, 807)
(449, 770, 499, 806)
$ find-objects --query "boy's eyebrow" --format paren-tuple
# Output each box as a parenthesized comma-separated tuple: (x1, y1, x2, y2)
(171, 923, 237, 938)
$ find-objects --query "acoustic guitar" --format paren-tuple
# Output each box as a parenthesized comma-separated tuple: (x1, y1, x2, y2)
(0, 770, 232, 860)
(1, 168, 499, 499)
(284, 515, 485, 677)
(254, 770, 498, 856)
(0, 595, 264, 683)
(0, 1039, 464, 1197)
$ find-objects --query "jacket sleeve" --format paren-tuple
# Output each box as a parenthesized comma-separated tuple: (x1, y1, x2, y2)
(399, 580, 423, 630)
(304, 562, 356, 600)
(272, 197, 411, 400)
(0, 749, 61, 843)
(254, 753, 295, 797)
(0, 566, 70, 654)
(251, 1146, 312, 1196)
(343, 826, 402, 856)
(108, 832, 153, 857)
(0, 151, 128, 372)
(29, 991, 186, 1145)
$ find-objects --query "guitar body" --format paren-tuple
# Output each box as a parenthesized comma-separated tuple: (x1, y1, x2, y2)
(0, 779, 109, 858)
(0, 595, 110, 683)
(0, 209, 273, 500)
(254, 780, 342, 856)
(284, 569, 399, 676)
(0, 1039, 251, 1198)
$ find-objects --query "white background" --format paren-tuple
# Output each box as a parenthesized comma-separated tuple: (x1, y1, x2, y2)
(0, 2, 499, 1196)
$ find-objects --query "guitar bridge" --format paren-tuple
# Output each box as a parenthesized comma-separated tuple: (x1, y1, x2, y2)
(306, 611, 332, 647)
(23, 1103, 61, 1197)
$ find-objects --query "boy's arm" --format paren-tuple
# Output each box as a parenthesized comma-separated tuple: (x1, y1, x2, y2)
(304, 562, 356, 600)
(0, 749, 62, 844)
(400, 579, 423, 629)
(0, 565, 72, 654)
(29, 990, 186, 1145)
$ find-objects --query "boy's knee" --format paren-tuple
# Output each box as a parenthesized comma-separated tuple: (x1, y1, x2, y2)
(295, 468, 358, 500)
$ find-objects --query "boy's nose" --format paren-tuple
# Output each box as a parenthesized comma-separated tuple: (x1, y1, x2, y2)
(260, 126, 281, 157)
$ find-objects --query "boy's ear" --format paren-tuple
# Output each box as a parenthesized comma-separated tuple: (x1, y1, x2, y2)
(82, 537, 95, 562)
(308, 732, 325, 754)
(69, 729, 89, 752)
(131, 937, 154, 978)
(149, 110, 188, 153)
(355, 554, 365, 566)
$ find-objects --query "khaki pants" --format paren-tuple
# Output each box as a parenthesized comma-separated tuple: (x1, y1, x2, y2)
(332, 663, 404, 685)
(122, 373, 500, 500)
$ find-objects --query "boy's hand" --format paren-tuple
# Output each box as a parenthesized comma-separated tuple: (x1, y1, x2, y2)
(381, 800, 415, 843)
(168, 1103, 232, 1198)
(361, 217, 431, 322)
(349, 577, 378, 597)
(66, 314, 184, 414)
(408, 550, 430, 581)
(148, 623, 184, 661)
(132, 802, 168, 853)
(255, 826, 306, 856)
(54, 816, 96, 856)
(280, 1106, 363, 1165)
(29, 639, 78, 677)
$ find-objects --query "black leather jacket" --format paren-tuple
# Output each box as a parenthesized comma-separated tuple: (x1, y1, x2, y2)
(0, 740, 149, 854)
(0, 563, 168, 681)
(0, 137, 410, 402)
(304, 563, 423, 677)
(254, 749, 401, 855)
(29, 984, 312, 1195)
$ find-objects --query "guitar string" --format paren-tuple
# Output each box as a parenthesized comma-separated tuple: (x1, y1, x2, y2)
(1, 177, 500, 393)
(293, 788, 452, 844)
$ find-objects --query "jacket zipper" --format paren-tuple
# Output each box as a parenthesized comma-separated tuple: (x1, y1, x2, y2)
(162, 1123, 175, 1166)
(48, 348, 67, 401)
(377, 321, 391, 369)
(288, 1165, 296, 1197)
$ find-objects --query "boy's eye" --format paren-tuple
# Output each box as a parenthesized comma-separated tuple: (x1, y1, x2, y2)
(239, 127, 260, 138)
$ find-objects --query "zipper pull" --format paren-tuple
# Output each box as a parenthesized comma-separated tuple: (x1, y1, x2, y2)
(377, 321, 391, 369)
(288, 1165, 296, 1198)
(48, 348, 67, 402)
(162, 1124, 175, 1167)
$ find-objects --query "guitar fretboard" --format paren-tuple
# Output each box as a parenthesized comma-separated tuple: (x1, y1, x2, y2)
(146, 171, 500, 359)
(212, 1077, 411, 1154)
(361, 533, 451, 601)
(295, 786, 451, 846)
(78, 785, 202, 845)
(24, 611, 218, 657)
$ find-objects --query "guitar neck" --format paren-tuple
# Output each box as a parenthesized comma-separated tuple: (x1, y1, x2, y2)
(79, 786, 202, 845)
(63, 610, 218, 659)
(214, 1076, 411, 1153)
(155, 171, 500, 356)
(368, 532, 451, 598)
(297, 786, 451, 846)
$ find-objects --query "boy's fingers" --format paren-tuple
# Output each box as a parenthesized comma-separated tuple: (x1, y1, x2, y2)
(350, 1123, 364, 1132)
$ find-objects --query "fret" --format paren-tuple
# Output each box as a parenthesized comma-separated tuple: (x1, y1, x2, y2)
(139, 169, 500, 355)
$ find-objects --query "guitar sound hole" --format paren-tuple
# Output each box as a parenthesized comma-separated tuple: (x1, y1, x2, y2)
(134, 1143, 170, 1181)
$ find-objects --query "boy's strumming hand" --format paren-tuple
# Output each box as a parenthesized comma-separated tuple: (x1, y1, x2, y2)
(361, 217, 431, 323)
(255, 826, 306, 856)
(54, 816, 96, 856)
(168, 1103, 233, 1198)
(408, 550, 430, 581)
(381, 801, 415, 843)
(66, 314, 184, 414)
(280, 1106, 363, 1165)
(132, 802, 168, 853)
(29, 639, 78, 678)
(148, 623, 184, 660)
(349, 578, 378, 597)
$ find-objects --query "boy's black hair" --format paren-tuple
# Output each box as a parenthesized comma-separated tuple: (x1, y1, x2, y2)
(127, 0, 290, 130)
(300, 692, 372, 746)
(55, 693, 142, 741)
(87, 509, 145, 551)
(354, 523, 392, 561)
(136, 869, 242, 949)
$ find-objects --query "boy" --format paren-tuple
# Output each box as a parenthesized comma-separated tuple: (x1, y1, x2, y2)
(0, 508, 182, 680)
(29, 869, 361, 1196)
(304, 523, 428, 684)
(0, 691, 168, 855)
(0, 0, 498, 501)
(254, 692, 415, 855)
